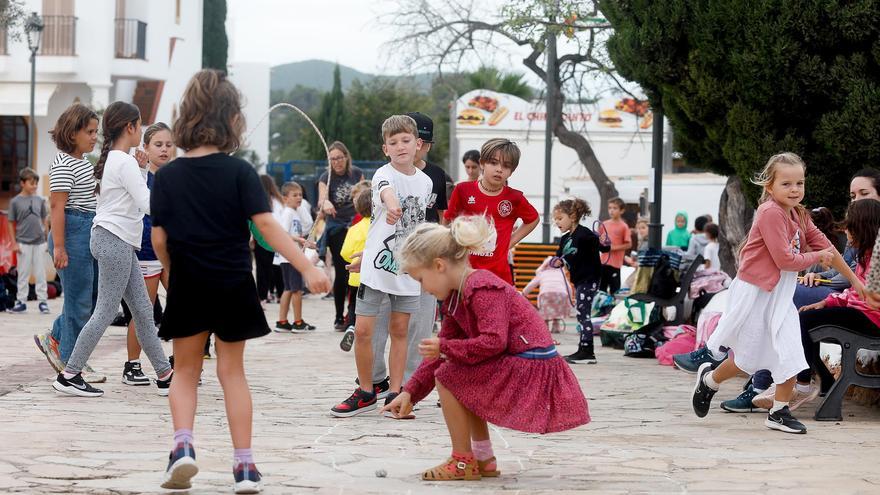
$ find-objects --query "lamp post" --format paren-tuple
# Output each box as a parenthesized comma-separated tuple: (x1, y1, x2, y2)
(25, 12, 44, 173)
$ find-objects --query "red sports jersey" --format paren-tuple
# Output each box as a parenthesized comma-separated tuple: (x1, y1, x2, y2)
(444, 181, 539, 284)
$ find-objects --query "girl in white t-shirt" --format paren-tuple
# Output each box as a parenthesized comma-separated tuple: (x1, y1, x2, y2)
(52, 102, 173, 398)
(703, 223, 721, 271)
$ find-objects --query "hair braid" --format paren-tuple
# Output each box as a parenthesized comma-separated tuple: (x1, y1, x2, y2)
(94, 137, 113, 194)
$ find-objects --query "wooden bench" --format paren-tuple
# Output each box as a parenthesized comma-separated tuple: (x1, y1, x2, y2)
(808, 324, 880, 421)
(512, 243, 559, 307)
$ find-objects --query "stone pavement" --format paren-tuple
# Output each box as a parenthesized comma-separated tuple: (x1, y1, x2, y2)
(1, 295, 880, 494)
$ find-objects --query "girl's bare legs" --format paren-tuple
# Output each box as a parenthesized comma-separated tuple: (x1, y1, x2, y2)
(708, 356, 741, 384)
(436, 380, 472, 453)
(215, 338, 252, 448)
(467, 410, 490, 442)
(387, 312, 411, 392)
(774, 377, 796, 402)
(278, 290, 292, 322)
(169, 332, 208, 431)
(126, 275, 161, 360)
(291, 291, 303, 321)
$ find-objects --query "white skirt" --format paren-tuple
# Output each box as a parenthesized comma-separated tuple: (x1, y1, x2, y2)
(705, 271, 807, 382)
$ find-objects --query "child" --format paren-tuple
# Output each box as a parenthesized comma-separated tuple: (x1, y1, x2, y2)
(33, 104, 99, 375)
(691, 152, 860, 434)
(685, 215, 710, 260)
(123, 122, 173, 386)
(51, 101, 173, 398)
(444, 139, 539, 285)
(461, 149, 481, 183)
(666, 211, 690, 249)
(522, 256, 571, 334)
(339, 182, 371, 352)
(7, 168, 50, 314)
(553, 198, 607, 363)
(381, 216, 590, 480)
(600, 197, 632, 295)
(150, 70, 330, 492)
(702, 223, 721, 271)
(625, 217, 649, 267)
(329, 115, 433, 418)
(274, 181, 317, 333)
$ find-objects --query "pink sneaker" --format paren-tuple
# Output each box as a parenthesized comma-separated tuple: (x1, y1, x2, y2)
(752, 383, 820, 411)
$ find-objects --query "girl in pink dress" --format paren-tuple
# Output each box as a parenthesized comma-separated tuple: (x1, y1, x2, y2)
(382, 215, 590, 481)
(522, 256, 573, 333)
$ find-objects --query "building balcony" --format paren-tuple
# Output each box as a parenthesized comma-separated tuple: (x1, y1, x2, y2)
(40, 15, 77, 56)
(115, 18, 147, 60)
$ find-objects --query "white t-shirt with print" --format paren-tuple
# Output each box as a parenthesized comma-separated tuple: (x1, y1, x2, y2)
(273, 206, 305, 265)
(359, 163, 433, 296)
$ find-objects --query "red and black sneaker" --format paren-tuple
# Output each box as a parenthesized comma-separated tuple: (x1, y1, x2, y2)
(330, 388, 377, 418)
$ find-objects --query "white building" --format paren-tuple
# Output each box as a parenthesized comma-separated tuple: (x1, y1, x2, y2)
(450, 89, 727, 243)
(228, 61, 270, 167)
(0, 0, 203, 208)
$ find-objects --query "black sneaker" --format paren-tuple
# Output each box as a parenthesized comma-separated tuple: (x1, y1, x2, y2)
(274, 321, 293, 333)
(157, 372, 172, 396)
(53, 373, 104, 397)
(122, 361, 151, 386)
(673, 346, 726, 373)
(333, 317, 346, 331)
(291, 320, 316, 333)
(565, 348, 597, 364)
(355, 376, 391, 400)
(765, 405, 807, 434)
(330, 388, 377, 418)
(161, 441, 198, 489)
(692, 362, 717, 418)
(339, 325, 355, 352)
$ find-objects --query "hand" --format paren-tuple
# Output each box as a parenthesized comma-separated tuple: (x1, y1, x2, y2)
(304, 240, 317, 250)
(346, 251, 363, 273)
(321, 201, 337, 217)
(386, 206, 402, 225)
(53, 245, 68, 269)
(852, 280, 869, 303)
(11, 242, 20, 253)
(379, 391, 414, 419)
(134, 148, 148, 168)
(816, 248, 834, 269)
(549, 257, 564, 269)
(418, 337, 440, 359)
(798, 300, 826, 312)
(800, 272, 819, 287)
(304, 266, 331, 294)
(864, 290, 880, 310)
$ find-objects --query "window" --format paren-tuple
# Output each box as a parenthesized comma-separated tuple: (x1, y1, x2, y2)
(0, 117, 29, 204)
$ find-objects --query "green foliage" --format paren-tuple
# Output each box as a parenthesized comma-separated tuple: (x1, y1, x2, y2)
(202, 0, 228, 71)
(269, 85, 323, 162)
(304, 65, 348, 159)
(466, 67, 535, 100)
(601, 0, 880, 215)
(0, 0, 25, 37)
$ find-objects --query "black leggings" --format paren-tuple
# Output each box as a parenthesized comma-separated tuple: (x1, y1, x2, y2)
(254, 244, 282, 301)
(326, 227, 350, 321)
(798, 306, 880, 383)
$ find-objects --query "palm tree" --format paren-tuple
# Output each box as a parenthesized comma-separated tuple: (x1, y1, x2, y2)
(467, 66, 534, 99)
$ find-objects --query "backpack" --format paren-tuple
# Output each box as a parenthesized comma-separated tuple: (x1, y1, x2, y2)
(0, 273, 16, 310)
(623, 319, 665, 358)
(689, 269, 730, 299)
(648, 254, 678, 299)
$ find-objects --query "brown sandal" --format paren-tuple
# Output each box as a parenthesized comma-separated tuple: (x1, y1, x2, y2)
(477, 457, 500, 477)
(421, 457, 481, 481)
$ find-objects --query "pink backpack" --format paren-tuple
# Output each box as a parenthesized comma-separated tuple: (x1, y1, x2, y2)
(689, 269, 730, 299)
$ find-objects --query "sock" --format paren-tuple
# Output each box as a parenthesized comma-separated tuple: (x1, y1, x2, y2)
(62, 367, 77, 379)
(703, 370, 720, 391)
(277, 320, 288, 324)
(129, 359, 140, 365)
(234, 448, 254, 465)
(158, 368, 173, 381)
(173, 428, 193, 446)
(770, 400, 788, 413)
(471, 439, 494, 461)
(294, 320, 303, 324)
(795, 383, 811, 393)
(451, 451, 475, 464)
(753, 387, 766, 393)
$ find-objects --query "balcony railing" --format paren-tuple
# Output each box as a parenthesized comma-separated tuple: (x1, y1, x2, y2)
(115, 18, 146, 59)
(40, 15, 77, 56)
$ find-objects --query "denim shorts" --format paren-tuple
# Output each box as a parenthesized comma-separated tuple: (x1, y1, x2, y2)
(354, 284, 420, 316)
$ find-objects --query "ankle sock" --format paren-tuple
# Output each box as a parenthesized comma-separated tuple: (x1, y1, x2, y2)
(770, 400, 788, 413)
(703, 370, 720, 390)
(471, 439, 494, 461)
(294, 320, 304, 325)
(173, 428, 193, 446)
(62, 368, 77, 380)
(795, 383, 812, 393)
(234, 448, 254, 465)
(129, 359, 140, 365)
(277, 320, 288, 324)
(158, 369, 173, 381)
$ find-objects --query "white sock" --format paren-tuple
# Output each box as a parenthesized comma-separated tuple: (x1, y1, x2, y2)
(770, 400, 787, 413)
(795, 383, 811, 393)
(703, 370, 720, 390)
(129, 359, 140, 365)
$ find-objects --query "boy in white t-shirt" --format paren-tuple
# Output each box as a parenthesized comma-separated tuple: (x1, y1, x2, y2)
(274, 182, 317, 332)
(703, 223, 721, 271)
(330, 115, 433, 418)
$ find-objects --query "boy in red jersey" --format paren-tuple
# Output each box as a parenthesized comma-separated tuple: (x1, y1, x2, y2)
(444, 139, 539, 285)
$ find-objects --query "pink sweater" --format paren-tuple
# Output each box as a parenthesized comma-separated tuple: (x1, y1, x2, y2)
(522, 258, 569, 296)
(824, 254, 880, 328)
(737, 200, 832, 292)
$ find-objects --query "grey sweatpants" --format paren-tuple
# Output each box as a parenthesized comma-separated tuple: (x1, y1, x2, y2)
(65, 226, 171, 375)
(372, 290, 436, 384)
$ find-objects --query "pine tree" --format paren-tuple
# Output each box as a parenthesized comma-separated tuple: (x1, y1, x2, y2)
(202, 0, 228, 71)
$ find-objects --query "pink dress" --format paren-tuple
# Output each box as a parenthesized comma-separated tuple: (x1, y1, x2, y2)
(403, 270, 590, 434)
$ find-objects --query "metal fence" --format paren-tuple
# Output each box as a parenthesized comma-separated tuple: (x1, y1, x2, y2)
(266, 160, 385, 205)
(114, 18, 147, 59)
(40, 16, 77, 56)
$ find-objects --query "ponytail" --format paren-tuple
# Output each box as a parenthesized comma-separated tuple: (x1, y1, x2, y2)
(94, 101, 141, 194)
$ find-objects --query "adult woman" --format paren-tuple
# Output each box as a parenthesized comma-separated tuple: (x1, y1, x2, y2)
(317, 142, 364, 329)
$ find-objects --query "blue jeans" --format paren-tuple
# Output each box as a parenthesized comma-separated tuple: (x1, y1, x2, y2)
(793, 283, 835, 309)
(49, 210, 98, 363)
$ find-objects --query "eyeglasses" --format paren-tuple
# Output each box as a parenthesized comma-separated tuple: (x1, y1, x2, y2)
(329, 156, 346, 162)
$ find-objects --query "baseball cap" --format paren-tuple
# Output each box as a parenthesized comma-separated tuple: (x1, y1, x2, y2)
(405, 112, 434, 143)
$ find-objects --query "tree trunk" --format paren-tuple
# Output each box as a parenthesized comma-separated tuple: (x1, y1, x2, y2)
(718, 175, 754, 277)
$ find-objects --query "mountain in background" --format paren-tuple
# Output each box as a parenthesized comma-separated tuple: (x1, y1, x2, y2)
(271, 59, 434, 93)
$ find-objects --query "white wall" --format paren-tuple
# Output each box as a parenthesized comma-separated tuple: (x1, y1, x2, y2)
(229, 61, 270, 166)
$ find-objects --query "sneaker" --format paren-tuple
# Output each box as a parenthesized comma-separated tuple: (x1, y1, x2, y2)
(692, 362, 717, 418)
(330, 388, 377, 418)
(765, 405, 807, 434)
(161, 442, 198, 490)
(565, 348, 597, 364)
(673, 346, 725, 373)
(82, 364, 106, 384)
(323, 293, 335, 301)
(156, 372, 173, 396)
(122, 361, 151, 386)
(355, 376, 391, 400)
(7, 301, 26, 313)
(333, 317, 345, 331)
(720, 384, 767, 413)
(274, 321, 293, 333)
(233, 462, 262, 494)
(752, 383, 820, 411)
(339, 326, 355, 352)
(53, 373, 104, 397)
(291, 320, 316, 333)
(38, 302, 50, 314)
(34, 333, 64, 373)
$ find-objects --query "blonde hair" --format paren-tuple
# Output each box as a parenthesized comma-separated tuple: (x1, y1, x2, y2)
(281, 181, 302, 196)
(381, 115, 418, 141)
(351, 180, 372, 217)
(636, 217, 649, 227)
(752, 151, 809, 222)
(399, 215, 494, 272)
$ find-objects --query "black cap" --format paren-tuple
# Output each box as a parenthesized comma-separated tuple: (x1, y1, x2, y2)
(405, 112, 433, 143)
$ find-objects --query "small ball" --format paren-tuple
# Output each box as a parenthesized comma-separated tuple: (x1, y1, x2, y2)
(375, 469, 387, 478)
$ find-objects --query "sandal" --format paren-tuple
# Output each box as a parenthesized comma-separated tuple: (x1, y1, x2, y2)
(421, 457, 481, 481)
(477, 457, 500, 477)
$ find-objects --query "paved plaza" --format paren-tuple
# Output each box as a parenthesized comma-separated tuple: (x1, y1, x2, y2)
(1, 294, 879, 494)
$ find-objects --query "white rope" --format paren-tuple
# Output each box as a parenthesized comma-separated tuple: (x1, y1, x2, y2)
(240, 102, 331, 175)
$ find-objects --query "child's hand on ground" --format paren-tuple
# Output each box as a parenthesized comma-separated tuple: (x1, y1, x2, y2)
(798, 300, 826, 312)
(346, 251, 362, 273)
(419, 337, 440, 359)
(379, 391, 414, 419)
(304, 266, 331, 294)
